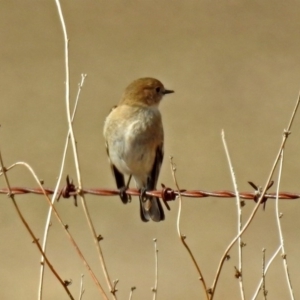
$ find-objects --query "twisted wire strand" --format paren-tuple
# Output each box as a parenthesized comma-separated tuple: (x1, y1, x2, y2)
(0, 184, 299, 203)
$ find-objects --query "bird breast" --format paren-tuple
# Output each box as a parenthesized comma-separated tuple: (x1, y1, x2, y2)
(105, 105, 163, 176)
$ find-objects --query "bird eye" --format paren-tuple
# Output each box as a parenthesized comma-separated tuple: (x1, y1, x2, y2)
(155, 87, 161, 93)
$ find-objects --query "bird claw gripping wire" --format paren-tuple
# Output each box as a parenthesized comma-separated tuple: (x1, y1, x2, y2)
(57, 176, 78, 206)
(248, 181, 274, 210)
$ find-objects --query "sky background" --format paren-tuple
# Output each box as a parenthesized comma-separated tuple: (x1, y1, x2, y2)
(1, 1, 300, 299)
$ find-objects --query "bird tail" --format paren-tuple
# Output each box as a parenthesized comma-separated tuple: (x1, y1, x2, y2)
(139, 195, 165, 222)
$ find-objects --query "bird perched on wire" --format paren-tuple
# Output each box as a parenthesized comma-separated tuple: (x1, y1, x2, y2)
(103, 77, 174, 222)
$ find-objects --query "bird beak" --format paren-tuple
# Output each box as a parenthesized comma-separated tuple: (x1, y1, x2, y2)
(163, 89, 174, 94)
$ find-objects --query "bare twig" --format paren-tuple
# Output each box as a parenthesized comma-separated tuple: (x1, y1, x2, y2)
(39, 74, 86, 300)
(152, 238, 158, 300)
(252, 246, 281, 299)
(221, 130, 245, 300)
(0, 152, 75, 300)
(129, 287, 136, 300)
(170, 157, 209, 300)
(3, 161, 107, 298)
(262, 249, 267, 300)
(79, 274, 85, 300)
(275, 150, 295, 299)
(210, 91, 300, 299)
(54, 1, 116, 298)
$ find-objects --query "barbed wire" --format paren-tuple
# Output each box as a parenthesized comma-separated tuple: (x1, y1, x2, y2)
(0, 178, 299, 208)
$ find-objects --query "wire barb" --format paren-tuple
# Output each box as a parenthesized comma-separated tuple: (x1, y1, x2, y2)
(58, 176, 77, 206)
(248, 181, 274, 209)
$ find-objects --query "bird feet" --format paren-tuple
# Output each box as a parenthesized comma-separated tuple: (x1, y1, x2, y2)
(140, 188, 152, 212)
(119, 186, 131, 203)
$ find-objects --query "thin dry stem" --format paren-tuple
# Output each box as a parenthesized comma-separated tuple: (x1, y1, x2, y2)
(79, 274, 85, 300)
(152, 238, 158, 300)
(55, 1, 116, 298)
(129, 287, 136, 300)
(275, 150, 295, 299)
(0, 152, 75, 300)
(262, 249, 267, 300)
(39, 74, 86, 300)
(252, 246, 281, 299)
(210, 91, 300, 299)
(221, 130, 245, 300)
(5, 160, 107, 298)
(170, 157, 209, 300)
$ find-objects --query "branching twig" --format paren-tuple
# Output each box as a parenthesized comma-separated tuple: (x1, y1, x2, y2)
(54, 1, 116, 298)
(210, 91, 300, 299)
(262, 248, 267, 300)
(170, 157, 209, 300)
(39, 74, 86, 299)
(152, 238, 158, 300)
(252, 246, 282, 299)
(0, 152, 75, 300)
(275, 150, 295, 299)
(3, 161, 107, 298)
(221, 130, 245, 300)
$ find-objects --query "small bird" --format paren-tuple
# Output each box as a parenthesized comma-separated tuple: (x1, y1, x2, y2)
(103, 78, 174, 222)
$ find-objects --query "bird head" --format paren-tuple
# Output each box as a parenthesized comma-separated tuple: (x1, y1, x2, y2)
(120, 77, 174, 107)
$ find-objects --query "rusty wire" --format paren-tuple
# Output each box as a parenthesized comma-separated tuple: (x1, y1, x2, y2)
(0, 178, 299, 208)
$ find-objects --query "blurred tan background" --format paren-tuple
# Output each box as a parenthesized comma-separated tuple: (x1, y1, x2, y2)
(1, 1, 300, 299)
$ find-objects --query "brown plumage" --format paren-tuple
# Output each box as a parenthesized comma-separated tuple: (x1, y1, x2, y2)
(103, 78, 174, 222)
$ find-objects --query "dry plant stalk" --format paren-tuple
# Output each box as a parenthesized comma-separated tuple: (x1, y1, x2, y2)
(262, 248, 267, 300)
(0, 153, 75, 300)
(170, 157, 210, 300)
(79, 274, 85, 300)
(221, 130, 245, 300)
(128, 287, 136, 300)
(55, 1, 116, 299)
(252, 245, 281, 299)
(38, 73, 86, 299)
(1, 160, 106, 298)
(210, 91, 300, 299)
(275, 150, 295, 299)
(152, 238, 158, 300)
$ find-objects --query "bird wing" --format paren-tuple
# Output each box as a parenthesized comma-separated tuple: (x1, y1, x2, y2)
(105, 141, 128, 203)
(147, 144, 164, 190)
(140, 143, 165, 222)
